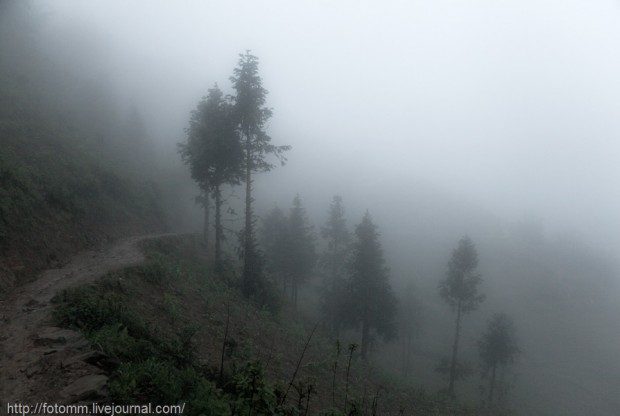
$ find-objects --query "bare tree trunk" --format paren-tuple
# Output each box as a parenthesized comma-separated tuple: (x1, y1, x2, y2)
(203, 190, 210, 250)
(219, 302, 230, 383)
(448, 301, 462, 397)
(214, 185, 223, 272)
(242, 138, 253, 296)
(403, 332, 412, 378)
(488, 363, 497, 404)
(361, 313, 370, 361)
(292, 280, 298, 308)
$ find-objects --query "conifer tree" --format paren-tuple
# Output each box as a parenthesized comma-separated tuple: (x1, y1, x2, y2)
(439, 236, 485, 397)
(346, 212, 397, 360)
(320, 195, 351, 336)
(287, 195, 316, 307)
(179, 84, 242, 270)
(261, 206, 290, 293)
(478, 313, 519, 405)
(230, 51, 290, 297)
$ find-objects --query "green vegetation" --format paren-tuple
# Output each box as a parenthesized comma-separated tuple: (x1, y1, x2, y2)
(53, 238, 292, 416)
(52, 236, 481, 415)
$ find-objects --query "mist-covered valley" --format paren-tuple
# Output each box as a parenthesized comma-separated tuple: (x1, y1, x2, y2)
(1, 1, 619, 415)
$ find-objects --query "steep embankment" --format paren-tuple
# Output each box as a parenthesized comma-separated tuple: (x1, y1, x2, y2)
(0, 1, 167, 294)
(0, 134, 165, 293)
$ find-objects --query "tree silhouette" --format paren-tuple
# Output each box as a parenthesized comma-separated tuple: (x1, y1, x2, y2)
(439, 236, 485, 397)
(179, 84, 243, 267)
(478, 313, 519, 405)
(287, 195, 316, 307)
(320, 195, 351, 336)
(346, 212, 397, 360)
(230, 51, 290, 298)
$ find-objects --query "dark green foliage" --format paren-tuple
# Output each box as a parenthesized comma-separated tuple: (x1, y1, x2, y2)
(345, 212, 397, 360)
(179, 84, 243, 192)
(438, 236, 485, 397)
(110, 358, 211, 404)
(179, 84, 243, 266)
(89, 324, 156, 362)
(52, 282, 150, 340)
(230, 52, 289, 175)
(230, 51, 290, 299)
(229, 361, 281, 414)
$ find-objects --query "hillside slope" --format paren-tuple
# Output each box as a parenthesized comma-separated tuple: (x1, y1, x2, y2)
(0, 131, 165, 292)
(0, 1, 167, 293)
(14, 234, 486, 416)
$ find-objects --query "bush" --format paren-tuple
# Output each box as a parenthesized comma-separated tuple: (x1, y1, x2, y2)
(89, 324, 156, 362)
(53, 285, 147, 337)
(109, 358, 210, 405)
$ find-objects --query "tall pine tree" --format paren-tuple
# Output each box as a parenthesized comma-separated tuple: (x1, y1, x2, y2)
(320, 195, 351, 336)
(230, 51, 290, 298)
(287, 195, 316, 307)
(346, 212, 397, 360)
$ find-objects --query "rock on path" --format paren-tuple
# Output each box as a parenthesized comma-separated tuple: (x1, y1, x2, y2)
(0, 234, 170, 410)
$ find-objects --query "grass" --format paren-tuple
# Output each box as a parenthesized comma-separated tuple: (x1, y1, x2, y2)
(0, 54, 165, 293)
(0, 133, 164, 288)
(52, 235, 483, 415)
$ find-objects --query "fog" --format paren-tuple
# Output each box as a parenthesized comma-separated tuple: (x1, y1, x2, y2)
(7, 0, 620, 414)
(40, 0, 620, 255)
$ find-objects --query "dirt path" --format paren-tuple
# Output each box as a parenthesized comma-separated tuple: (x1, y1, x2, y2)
(0, 234, 168, 410)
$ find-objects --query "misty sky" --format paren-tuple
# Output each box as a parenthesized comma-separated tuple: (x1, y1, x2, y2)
(41, 0, 620, 256)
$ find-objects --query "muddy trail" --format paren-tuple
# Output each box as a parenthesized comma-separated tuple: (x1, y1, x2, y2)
(0, 234, 171, 411)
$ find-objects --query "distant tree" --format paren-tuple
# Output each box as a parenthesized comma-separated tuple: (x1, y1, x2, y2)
(261, 206, 290, 293)
(346, 212, 397, 360)
(230, 51, 290, 297)
(439, 236, 485, 397)
(179, 84, 243, 270)
(320, 195, 351, 336)
(478, 313, 519, 405)
(122, 107, 148, 149)
(399, 280, 422, 378)
(287, 195, 316, 307)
